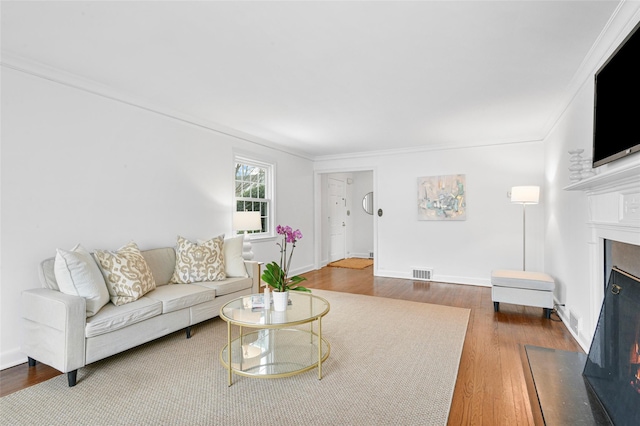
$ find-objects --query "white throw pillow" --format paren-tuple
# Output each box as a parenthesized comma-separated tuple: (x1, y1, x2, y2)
(224, 235, 249, 278)
(54, 244, 110, 317)
(94, 242, 156, 306)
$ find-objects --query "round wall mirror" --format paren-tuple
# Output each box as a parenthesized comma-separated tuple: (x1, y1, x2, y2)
(362, 192, 374, 215)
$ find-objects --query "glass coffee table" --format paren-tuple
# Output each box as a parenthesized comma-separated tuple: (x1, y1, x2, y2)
(219, 292, 330, 386)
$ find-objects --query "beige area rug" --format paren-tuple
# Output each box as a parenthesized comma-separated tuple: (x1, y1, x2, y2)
(0, 290, 469, 426)
(328, 258, 374, 269)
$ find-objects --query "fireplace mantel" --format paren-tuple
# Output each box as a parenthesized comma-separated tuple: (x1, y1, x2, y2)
(563, 157, 639, 235)
(564, 158, 640, 193)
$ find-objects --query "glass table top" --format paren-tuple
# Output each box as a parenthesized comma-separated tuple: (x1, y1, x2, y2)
(220, 292, 330, 327)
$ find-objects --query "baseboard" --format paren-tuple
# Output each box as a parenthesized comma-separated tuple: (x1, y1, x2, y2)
(347, 252, 372, 259)
(290, 264, 316, 277)
(553, 297, 591, 353)
(435, 274, 491, 287)
(1, 347, 26, 371)
(374, 270, 491, 287)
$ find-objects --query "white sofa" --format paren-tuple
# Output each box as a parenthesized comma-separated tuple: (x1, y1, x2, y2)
(21, 244, 260, 387)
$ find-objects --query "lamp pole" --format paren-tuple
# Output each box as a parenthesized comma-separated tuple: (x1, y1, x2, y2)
(522, 203, 527, 271)
(511, 186, 540, 272)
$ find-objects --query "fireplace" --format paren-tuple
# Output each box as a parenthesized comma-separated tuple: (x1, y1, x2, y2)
(564, 160, 640, 349)
(582, 267, 640, 425)
(575, 171, 640, 425)
(526, 159, 640, 424)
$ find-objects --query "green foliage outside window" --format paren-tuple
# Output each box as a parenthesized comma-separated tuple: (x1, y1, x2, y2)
(235, 161, 270, 234)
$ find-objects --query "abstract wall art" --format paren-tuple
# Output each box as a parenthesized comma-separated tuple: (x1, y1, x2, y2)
(417, 174, 466, 221)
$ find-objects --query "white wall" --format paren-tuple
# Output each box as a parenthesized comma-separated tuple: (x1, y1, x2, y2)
(0, 68, 314, 368)
(349, 170, 374, 258)
(543, 81, 592, 346)
(315, 141, 545, 285)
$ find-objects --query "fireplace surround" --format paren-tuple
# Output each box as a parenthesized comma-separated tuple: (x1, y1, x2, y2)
(564, 158, 640, 348)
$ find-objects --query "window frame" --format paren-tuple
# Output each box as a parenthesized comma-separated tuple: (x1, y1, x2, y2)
(234, 155, 275, 240)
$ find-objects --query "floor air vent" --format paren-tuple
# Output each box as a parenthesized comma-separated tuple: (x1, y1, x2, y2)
(412, 268, 433, 281)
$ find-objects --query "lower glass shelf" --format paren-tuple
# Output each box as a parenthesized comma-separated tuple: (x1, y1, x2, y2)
(220, 328, 330, 378)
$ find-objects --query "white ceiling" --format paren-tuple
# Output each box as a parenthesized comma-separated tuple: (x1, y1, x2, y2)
(1, 1, 621, 159)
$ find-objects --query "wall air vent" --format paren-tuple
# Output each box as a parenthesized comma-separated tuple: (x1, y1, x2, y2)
(412, 268, 433, 281)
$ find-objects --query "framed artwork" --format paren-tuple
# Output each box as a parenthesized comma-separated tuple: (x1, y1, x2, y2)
(417, 174, 466, 221)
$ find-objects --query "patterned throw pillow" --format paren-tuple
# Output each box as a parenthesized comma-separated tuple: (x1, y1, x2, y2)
(171, 235, 226, 283)
(93, 242, 156, 306)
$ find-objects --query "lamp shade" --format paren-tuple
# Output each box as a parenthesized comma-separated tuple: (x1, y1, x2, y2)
(511, 186, 540, 204)
(232, 211, 262, 232)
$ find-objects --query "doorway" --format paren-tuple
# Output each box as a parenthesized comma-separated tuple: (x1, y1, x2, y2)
(316, 170, 375, 268)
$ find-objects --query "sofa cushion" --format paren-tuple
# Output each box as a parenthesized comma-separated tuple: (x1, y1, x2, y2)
(141, 247, 176, 286)
(85, 297, 162, 338)
(224, 236, 249, 278)
(171, 235, 226, 283)
(54, 244, 110, 317)
(144, 284, 215, 314)
(94, 242, 157, 306)
(194, 277, 253, 297)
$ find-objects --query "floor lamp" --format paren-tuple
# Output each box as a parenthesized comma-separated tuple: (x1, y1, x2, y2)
(511, 186, 540, 271)
(232, 211, 262, 260)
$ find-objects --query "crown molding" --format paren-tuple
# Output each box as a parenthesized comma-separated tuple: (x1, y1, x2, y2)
(541, 1, 640, 140)
(4, 50, 536, 164)
(313, 137, 544, 162)
(0, 51, 314, 161)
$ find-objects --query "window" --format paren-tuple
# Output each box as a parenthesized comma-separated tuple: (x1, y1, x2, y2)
(234, 156, 273, 237)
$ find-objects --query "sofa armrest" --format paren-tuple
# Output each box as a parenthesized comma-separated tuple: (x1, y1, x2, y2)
(244, 261, 262, 293)
(22, 288, 86, 373)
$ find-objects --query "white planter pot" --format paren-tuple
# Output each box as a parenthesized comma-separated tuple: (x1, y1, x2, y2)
(272, 291, 289, 311)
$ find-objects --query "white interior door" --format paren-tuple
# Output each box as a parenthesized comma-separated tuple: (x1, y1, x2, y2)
(328, 178, 346, 262)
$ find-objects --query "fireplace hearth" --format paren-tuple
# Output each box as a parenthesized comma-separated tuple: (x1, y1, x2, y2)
(526, 267, 640, 426)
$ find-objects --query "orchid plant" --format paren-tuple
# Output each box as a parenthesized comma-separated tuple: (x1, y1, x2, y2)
(261, 225, 311, 293)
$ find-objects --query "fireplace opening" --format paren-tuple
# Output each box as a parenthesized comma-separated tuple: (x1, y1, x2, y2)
(583, 267, 640, 425)
(603, 239, 640, 289)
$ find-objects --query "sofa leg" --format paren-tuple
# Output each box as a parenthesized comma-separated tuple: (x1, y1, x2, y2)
(544, 308, 551, 319)
(186, 326, 192, 339)
(28, 357, 37, 367)
(493, 301, 499, 312)
(67, 370, 77, 387)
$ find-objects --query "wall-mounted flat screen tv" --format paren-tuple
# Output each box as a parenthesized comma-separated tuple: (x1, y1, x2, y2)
(593, 20, 640, 168)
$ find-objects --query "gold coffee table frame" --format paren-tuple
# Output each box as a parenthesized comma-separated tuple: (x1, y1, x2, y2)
(219, 292, 330, 386)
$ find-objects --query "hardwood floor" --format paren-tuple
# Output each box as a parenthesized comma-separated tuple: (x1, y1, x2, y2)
(0, 265, 583, 425)
(302, 266, 583, 425)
